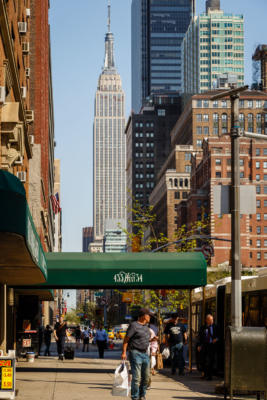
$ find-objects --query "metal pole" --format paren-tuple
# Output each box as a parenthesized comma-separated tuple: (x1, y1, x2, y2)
(230, 94, 242, 329)
(189, 289, 193, 373)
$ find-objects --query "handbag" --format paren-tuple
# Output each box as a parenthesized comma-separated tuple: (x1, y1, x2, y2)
(156, 352, 163, 370)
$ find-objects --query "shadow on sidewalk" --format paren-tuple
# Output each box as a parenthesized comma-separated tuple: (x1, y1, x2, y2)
(159, 368, 223, 398)
(16, 366, 115, 374)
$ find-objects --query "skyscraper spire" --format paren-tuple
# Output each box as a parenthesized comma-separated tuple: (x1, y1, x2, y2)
(104, 0, 115, 71)
(107, 0, 111, 33)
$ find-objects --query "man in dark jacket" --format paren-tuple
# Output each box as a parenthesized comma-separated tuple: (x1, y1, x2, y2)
(197, 314, 219, 380)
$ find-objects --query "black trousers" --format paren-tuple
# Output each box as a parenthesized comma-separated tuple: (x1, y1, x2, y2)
(56, 336, 66, 356)
(202, 343, 216, 378)
(96, 340, 106, 359)
(44, 340, 51, 356)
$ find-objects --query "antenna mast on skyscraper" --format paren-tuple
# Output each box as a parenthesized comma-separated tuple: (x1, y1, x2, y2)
(107, 0, 111, 32)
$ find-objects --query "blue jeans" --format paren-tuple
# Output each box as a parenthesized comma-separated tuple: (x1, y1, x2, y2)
(129, 350, 150, 400)
(171, 343, 185, 374)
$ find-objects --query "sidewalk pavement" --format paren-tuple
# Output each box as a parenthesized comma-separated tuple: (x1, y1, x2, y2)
(15, 343, 254, 400)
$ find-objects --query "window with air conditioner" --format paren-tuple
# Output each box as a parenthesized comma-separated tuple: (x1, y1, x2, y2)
(18, 22, 27, 33)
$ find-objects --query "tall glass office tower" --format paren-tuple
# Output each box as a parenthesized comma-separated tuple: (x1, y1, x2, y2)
(182, 0, 244, 94)
(132, 0, 194, 112)
(93, 4, 126, 242)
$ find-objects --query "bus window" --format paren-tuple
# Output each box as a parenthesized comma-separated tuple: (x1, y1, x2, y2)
(247, 295, 260, 326)
(261, 296, 267, 327)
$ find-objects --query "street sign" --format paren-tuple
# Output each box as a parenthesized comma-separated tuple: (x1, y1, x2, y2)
(201, 244, 214, 260)
(0, 351, 16, 399)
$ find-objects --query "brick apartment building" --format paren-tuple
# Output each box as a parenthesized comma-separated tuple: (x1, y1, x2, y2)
(0, 0, 56, 352)
(28, 0, 55, 252)
(150, 89, 267, 265)
(187, 135, 267, 268)
(0, 0, 33, 195)
(125, 95, 182, 239)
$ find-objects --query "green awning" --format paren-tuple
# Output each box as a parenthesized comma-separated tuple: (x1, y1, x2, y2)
(0, 170, 47, 285)
(36, 252, 207, 289)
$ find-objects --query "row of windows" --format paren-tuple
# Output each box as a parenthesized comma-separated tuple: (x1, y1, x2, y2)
(174, 191, 188, 199)
(135, 152, 154, 158)
(196, 99, 267, 108)
(135, 122, 154, 128)
(135, 182, 155, 189)
(135, 142, 154, 148)
(135, 163, 155, 169)
(249, 252, 267, 260)
(169, 178, 189, 188)
(253, 226, 267, 234)
(135, 173, 155, 179)
(135, 132, 155, 138)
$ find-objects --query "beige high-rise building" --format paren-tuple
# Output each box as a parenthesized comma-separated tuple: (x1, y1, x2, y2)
(93, 4, 126, 245)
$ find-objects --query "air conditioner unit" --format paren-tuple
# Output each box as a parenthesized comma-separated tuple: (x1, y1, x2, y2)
(14, 156, 23, 165)
(25, 110, 34, 123)
(17, 171, 27, 183)
(18, 22, 27, 34)
(21, 86, 27, 99)
(0, 86, 5, 104)
(26, 8, 31, 17)
(26, 68, 31, 78)
(22, 42, 30, 53)
(29, 135, 34, 145)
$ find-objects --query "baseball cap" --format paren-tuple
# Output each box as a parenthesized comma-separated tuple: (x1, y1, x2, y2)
(138, 308, 154, 317)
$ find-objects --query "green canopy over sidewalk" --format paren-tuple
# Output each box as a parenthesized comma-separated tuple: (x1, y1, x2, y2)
(34, 252, 207, 289)
(0, 170, 47, 285)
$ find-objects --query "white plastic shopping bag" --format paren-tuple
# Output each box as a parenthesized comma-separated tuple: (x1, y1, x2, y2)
(112, 361, 130, 397)
(162, 346, 170, 360)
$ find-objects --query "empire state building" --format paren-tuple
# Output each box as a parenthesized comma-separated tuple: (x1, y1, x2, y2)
(93, 3, 126, 244)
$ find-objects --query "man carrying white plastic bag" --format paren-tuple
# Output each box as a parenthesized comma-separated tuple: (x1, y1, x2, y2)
(112, 361, 131, 397)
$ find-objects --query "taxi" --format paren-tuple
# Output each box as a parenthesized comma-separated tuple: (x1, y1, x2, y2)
(118, 330, 126, 340)
(108, 329, 114, 340)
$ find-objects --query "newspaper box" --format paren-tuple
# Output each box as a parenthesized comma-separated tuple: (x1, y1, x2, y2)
(0, 350, 16, 400)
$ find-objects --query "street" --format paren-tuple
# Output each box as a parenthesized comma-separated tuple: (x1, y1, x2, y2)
(14, 342, 254, 400)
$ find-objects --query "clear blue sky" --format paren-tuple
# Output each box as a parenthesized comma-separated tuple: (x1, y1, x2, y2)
(49, 0, 267, 252)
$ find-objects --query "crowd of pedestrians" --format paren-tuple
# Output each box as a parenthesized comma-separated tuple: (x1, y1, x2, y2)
(121, 310, 219, 400)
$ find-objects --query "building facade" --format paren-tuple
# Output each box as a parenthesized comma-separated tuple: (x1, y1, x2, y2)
(132, 0, 194, 112)
(82, 227, 94, 252)
(162, 89, 267, 266)
(125, 95, 182, 238)
(0, 0, 55, 352)
(93, 6, 126, 245)
(103, 219, 127, 253)
(182, 0, 244, 94)
(150, 145, 193, 249)
(188, 136, 267, 268)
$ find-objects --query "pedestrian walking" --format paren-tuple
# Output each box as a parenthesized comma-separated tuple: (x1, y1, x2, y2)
(95, 324, 108, 358)
(121, 308, 153, 400)
(82, 327, 90, 352)
(197, 314, 218, 380)
(75, 325, 82, 349)
(44, 325, 53, 356)
(54, 317, 68, 360)
(164, 313, 187, 376)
